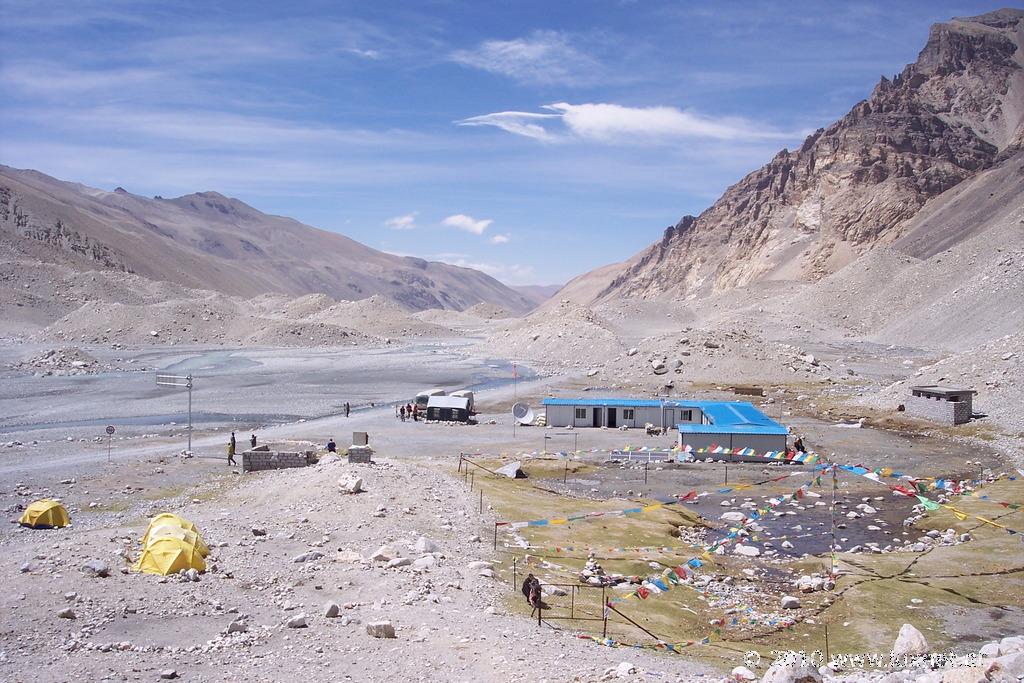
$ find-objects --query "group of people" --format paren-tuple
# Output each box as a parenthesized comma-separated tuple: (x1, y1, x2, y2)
(224, 402, 356, 465)
(226, 431, 257, 465)
(521, 573, 544, 616)
(398, 402, 420, 422)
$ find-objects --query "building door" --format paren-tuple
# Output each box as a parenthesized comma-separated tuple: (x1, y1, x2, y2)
(592, 408, 602, 428)
(664, 409, 675, 429)
(607, 408, 617, 428)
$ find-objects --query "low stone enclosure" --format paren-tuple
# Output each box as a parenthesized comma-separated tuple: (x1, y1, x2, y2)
(242, 445, 316, 472)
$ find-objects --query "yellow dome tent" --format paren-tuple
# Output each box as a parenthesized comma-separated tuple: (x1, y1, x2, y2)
(146, 525, 210, 557)
(19, 499, 70, 529)
(141, 513, 199, 545)
(132, 537, 206, 576)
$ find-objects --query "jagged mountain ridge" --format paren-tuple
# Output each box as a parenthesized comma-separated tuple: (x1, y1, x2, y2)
(0, 166, 535, 313)
(597, 9, 1024, 302)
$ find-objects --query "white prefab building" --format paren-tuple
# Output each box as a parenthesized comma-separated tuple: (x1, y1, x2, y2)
(542, 398, 705, 430)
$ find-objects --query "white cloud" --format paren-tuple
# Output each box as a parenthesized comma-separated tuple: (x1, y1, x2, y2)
(441, 214, 492, 235)
(439, 258, 535, 285)
(384, 212, 417, 230)
(458, 101, 802, 144)
(450, 30, 600, 86)
(489, 233, 510, 244)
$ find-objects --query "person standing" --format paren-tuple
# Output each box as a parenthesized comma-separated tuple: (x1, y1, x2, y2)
(327, 438, 337, 453)
(227, 433, 237, 466)
(400, 405, 406, 422)
(345, 402, 351, 418)
(250, 433, 257, 449)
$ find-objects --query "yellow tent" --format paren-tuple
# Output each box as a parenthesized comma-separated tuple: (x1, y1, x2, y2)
(132, 537, 206, 575)
(19, 499, 70, 528)
(141, 513, 199, 545)
(146, 525, 210, 557)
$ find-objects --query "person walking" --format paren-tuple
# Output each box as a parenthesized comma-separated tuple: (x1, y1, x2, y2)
(250, 433, 257, 449)
(345, 402, 351, 418)
(227, 433, 237, 466)
(400, 405, 406, 422)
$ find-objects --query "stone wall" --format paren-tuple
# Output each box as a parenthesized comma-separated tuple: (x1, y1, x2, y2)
(906, 395, 973, 425)
(242, 450, 314, 472)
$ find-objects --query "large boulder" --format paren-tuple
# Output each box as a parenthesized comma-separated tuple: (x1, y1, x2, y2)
(495, 461, 524, 479)
(986, 652, 1024, 680)
(892, 623, 929, 657)
(338, 476, 363, 494)
(760, 659, 821, 683)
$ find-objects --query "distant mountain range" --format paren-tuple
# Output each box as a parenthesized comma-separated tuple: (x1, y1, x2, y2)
(568, 9, 1024, 308)
(0, 167, 537, 313)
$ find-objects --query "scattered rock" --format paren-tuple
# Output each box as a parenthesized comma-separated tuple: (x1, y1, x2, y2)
(366, 621, 396, 638)
(323, 602, 340, 618)
(81, 559, 110, 578)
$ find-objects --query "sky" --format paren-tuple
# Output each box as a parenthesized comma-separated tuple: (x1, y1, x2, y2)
(0, 0, 1004, 286)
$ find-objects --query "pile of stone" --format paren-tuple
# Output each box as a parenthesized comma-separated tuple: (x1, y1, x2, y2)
(579, 552, 617, 587)
(9, 347, 108, 376)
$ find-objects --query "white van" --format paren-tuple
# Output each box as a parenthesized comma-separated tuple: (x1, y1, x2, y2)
(450, 390, 475, 413)
(415, 388, 447, 408)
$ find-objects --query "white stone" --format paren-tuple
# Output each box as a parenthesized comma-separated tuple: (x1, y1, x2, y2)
(369, 545, 396, 562)
(781, 595, 801, 609)
(338, 476, 363, 494)
(733, 544, 761, 557)
(414, 536, 439, 553)
(760, 660, 821, 683)
(892, 623, 929, 657)
(385, 557, 411, 569)
(616, 661, 637, 677)
(285, 614, 308, 628)
(323, 602, 340, 618)
(292, 550, 324, 563)
(732, 666, 757, 681)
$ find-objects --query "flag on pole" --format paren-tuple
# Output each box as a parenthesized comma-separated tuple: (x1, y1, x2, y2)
(512, 363, 517, 379)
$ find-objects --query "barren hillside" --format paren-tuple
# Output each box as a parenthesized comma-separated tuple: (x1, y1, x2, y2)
(0, 167, 534, 313)
(596, 9, 1024, 302)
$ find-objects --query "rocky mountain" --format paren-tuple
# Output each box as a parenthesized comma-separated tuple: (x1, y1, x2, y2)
(512, 283, 563, 306)
(596, 9, 1024, 302)
(0, 166, 535, 313)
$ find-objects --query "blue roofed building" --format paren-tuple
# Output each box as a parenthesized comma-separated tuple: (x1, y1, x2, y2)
(673, 401, 788, 453)
(541, 397, 788, 452)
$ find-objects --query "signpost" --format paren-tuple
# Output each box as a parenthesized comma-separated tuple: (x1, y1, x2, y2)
(105, 425, 115, 462)
(156, 373, 194, 455)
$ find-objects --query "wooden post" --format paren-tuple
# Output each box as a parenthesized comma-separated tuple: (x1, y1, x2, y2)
(602, 586, 608, 638)
(824, 621, 830, 664)
(563, 459, 569, 484)
(479, 488, 483, 514)
(570, 585, 575, 619)
(512, 556, 517, 589)
(644, 461, 648, 485)
(458, 452, 463, 473)
(493, 522, 498, 550)
(537, 599, 542, 626)
(725, 463, 729, 485)
(470, 470, 475, 491)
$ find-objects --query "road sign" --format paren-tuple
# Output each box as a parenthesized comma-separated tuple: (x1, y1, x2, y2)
(105, 425, 115, 435)
(156, 373, 192, 388)
(155, 373, 194, 454)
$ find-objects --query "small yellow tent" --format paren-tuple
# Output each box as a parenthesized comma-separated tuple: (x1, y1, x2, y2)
(132, 537, 206, 575)
(147, 525, 210, 557)
(19, 499, 70, 528)
(141, 513, 199, 545)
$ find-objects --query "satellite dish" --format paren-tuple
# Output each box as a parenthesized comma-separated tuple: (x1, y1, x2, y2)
(512, 402, 534, 425)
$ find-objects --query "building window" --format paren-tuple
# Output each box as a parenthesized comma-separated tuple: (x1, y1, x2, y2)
(575, 408, 586, 419)
(681, 410, 693, 422)
(623, 409, 635, 420)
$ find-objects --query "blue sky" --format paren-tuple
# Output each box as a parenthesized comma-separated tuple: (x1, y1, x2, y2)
(0, 1, 1003, 286)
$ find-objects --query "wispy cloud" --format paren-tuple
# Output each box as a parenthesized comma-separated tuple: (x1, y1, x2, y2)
(489, 233, 510, 244)
(450, 30, 601, 86)
(441, 214, 492, 235)
(456, 111, 562, 142)
(458, 101, 804, 144)
(384, 212, 417, 230)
